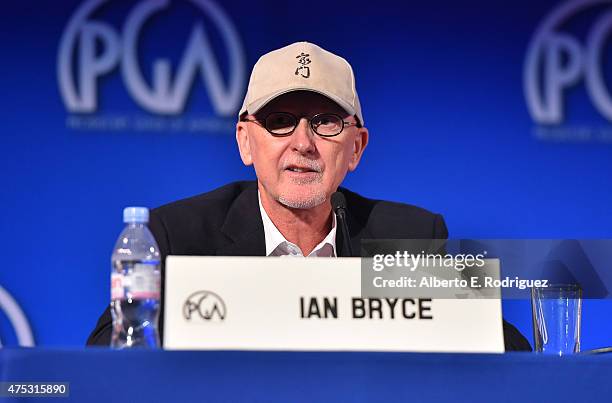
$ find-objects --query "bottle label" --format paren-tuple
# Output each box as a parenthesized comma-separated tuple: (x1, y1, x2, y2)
(111, 272, 124, 300)
(111, 262, 160, 301)
(130, 263, 160, 299)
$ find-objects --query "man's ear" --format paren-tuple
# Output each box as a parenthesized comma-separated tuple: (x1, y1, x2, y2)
(348, 127, 369, 172)
(236, 121, 253, 166)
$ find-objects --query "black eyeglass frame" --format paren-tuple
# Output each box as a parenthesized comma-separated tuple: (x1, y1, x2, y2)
(241, 112, 360, 137)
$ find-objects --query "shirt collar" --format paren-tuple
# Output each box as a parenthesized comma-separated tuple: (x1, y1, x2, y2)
(258, 191, 337, 257)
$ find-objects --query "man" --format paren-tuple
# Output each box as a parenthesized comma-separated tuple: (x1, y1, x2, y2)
(88, 42, 530, 351)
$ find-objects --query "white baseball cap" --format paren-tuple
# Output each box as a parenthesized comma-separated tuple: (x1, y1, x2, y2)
(239, 41, 364, 125)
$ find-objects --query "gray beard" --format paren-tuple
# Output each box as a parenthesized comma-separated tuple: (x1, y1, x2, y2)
(277, 192, 327, 209)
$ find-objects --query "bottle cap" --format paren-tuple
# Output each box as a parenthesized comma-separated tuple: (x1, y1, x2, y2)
(123, 207, 149, 224)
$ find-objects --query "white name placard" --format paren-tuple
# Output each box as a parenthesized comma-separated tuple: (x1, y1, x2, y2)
(163, 256, 504, 352)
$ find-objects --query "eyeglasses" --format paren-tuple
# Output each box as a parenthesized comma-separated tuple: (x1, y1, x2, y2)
(242, 112, 359, 137)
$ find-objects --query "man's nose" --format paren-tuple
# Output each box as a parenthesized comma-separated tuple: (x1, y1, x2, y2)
(289, 118, 316, 154)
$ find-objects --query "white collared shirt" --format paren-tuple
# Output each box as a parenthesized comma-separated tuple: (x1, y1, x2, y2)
(258, 192, 337, 257)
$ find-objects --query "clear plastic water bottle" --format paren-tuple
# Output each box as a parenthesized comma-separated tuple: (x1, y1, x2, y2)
(110, 207, 161, 348)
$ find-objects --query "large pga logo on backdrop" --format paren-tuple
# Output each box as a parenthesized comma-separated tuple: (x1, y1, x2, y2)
(525, 0, 612, 142)
(57, 0, 245, 133)
(0, 285, 34, 347)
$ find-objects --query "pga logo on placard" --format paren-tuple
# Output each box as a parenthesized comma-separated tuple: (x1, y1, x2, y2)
(183, 290, 226, 322)
(525, 0, 612, 125)
(57, 0, 245, 116)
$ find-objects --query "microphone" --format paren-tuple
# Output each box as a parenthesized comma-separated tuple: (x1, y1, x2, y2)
(331, 191, 354, 257)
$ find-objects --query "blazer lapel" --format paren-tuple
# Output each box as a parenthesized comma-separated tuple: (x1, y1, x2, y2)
(335, 186, 373, 257)
(216, 183, 267, 256)
(335, 207, 371, 257)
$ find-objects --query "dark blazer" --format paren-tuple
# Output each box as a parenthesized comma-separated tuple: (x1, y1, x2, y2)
(87, 181, 531, 351)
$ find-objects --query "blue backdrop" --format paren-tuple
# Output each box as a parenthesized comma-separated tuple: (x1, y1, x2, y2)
(1, 0, 611, 348)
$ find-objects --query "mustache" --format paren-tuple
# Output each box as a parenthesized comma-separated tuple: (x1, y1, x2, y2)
(281, 156, 323, 173)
